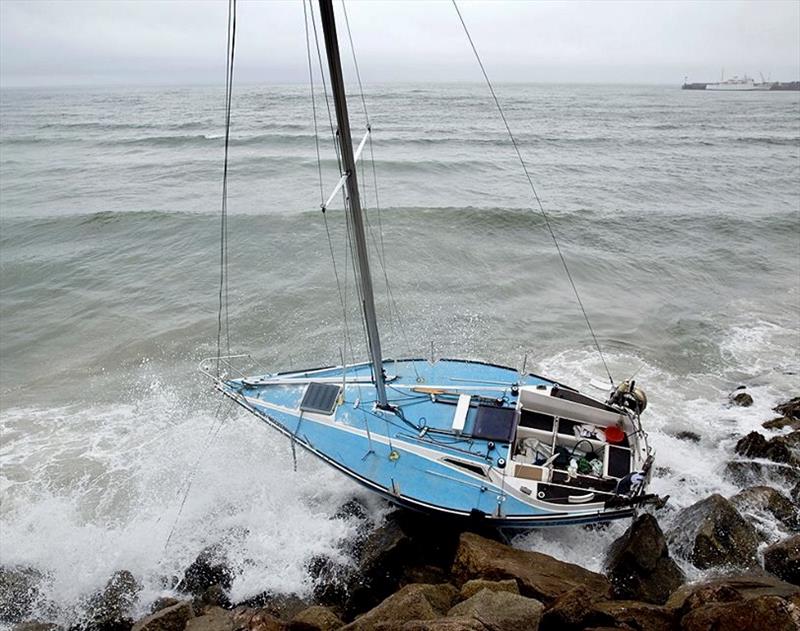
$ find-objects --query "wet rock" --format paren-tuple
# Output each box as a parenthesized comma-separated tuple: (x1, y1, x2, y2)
(604, 513, 685, 604)
(674, 431, 701, 443)
(194, 584, 231, 612)
(539, 585, 599, 630)
(735, 431, 799, 465)
(229, 608, 282, 631)
(179, 546, 234, 598)
(585, 600, 674, 631)
(763, 535, 800, 585)
(400, 619, 484, 631)
(150, 598, 181, 614)
(792, 482, 800, 506)
(458, 579, 518, 600)
(0, 565, 46, 623)
(774, 397, 800, 420)
(12, 622, 61, 631)
(724, 460, 800, 488)
(403, 566, 451, 587)
(731, 390, 754, 407)
(236, 594, 309, 622)
(447, 588, 544, 631)
(730, 486, 799, 535)
(763, 417, 800, 431)
(131, 601, 194, 631)
(667, 494, 759, 570)
(85, 570, 142, 631)
(665, 572, 799, 615)
(288, 605, 343, 631)
(680, 595, 798, 631)
(332, 498, 370, 523)
(341, 583, 458, 631)
(451, 532, 610, 605)
(185, 607, 233, 631)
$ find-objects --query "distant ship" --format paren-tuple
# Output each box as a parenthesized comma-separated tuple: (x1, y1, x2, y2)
(705, 74, 765, 91)
(682, 71, 798, 91)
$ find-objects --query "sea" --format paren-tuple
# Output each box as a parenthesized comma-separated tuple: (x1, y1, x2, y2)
(1, 83, 799, 623)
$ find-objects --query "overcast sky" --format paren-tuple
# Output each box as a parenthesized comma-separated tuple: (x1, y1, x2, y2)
(1, 0, 798, 87)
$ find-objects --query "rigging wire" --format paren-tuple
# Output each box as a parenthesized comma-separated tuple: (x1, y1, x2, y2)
(216, 0, 237, 376)
(451, 0, 614, 385)
(304, 0, 356, 372)
(339, 0, 421, 380)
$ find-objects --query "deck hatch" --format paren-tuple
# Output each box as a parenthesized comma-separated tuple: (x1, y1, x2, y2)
(300, 382, 341, 415)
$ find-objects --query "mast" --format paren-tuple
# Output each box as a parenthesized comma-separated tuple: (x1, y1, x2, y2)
(317, 0, 388, 408)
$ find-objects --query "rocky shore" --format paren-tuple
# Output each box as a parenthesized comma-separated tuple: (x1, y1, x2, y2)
(3, 395, 799, 631)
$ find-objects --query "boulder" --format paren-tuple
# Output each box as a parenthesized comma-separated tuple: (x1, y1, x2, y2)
(131, 601, 194, 631)
(400, 619, 485, 631)
(735, 432, 799, 466)
(724, 460, 800, 488)
(730, 390, 753, 407)
(763, 535, 800, 585)
(321, 510, 468, 619)
(665, 572, 799, 616)
(0, 566, 46, 623)
(150, 598, 181, 614)
(585, 600, 674, 631)
(730, 486, 799, 535)
(341, 583, 458, 631)
(458, 579, 518, 600)
(179, 546, 234, 598)
(680, 595, 798, 631)
(288, 605, 343, 631)
(85, 570, 142, 631)
(763, 417, 800, 431)
(539, 585, 599, 630)
(447, 588, 544, 631)
(604, 513, 685, 604)
(674, 431, 701, 443)
(667, 494, 759, 570)
(11, 623, 61, 631)
(774, 397, 800, 420)
(235, 608, 283, 631)
(450, 532, 610, 605)
(235, 594, 309, 622)
(185, 607, 233, 631)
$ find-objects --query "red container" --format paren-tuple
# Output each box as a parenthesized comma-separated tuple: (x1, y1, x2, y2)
(605, 426, 625, 444)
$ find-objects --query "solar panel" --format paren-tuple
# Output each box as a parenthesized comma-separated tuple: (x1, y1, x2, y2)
(300, 382, 341, 415)
(472, 405, 517, 443)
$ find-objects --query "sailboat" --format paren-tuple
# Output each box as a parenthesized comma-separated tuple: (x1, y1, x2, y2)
(201, 0, 660, 528)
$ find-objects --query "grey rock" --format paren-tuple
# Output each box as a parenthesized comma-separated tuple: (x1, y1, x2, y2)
(605, 513, 685, 604)
(674, 431, 701, 443)
(735, 431, 798, 465)
(179, 547, 233, 598)
(774, 397, 800, 421)
(731, 391, 754, 407)
(667, 494, 759, 570)
(85, 570, 142, 631)
(763, 534, 800, 585)
(0, 566, 46, 623)
(724, 460, 800, 488)
(730, 486, 799, 535)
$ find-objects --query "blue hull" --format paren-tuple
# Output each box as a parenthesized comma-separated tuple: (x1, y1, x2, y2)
(215, 358, 649, 528)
